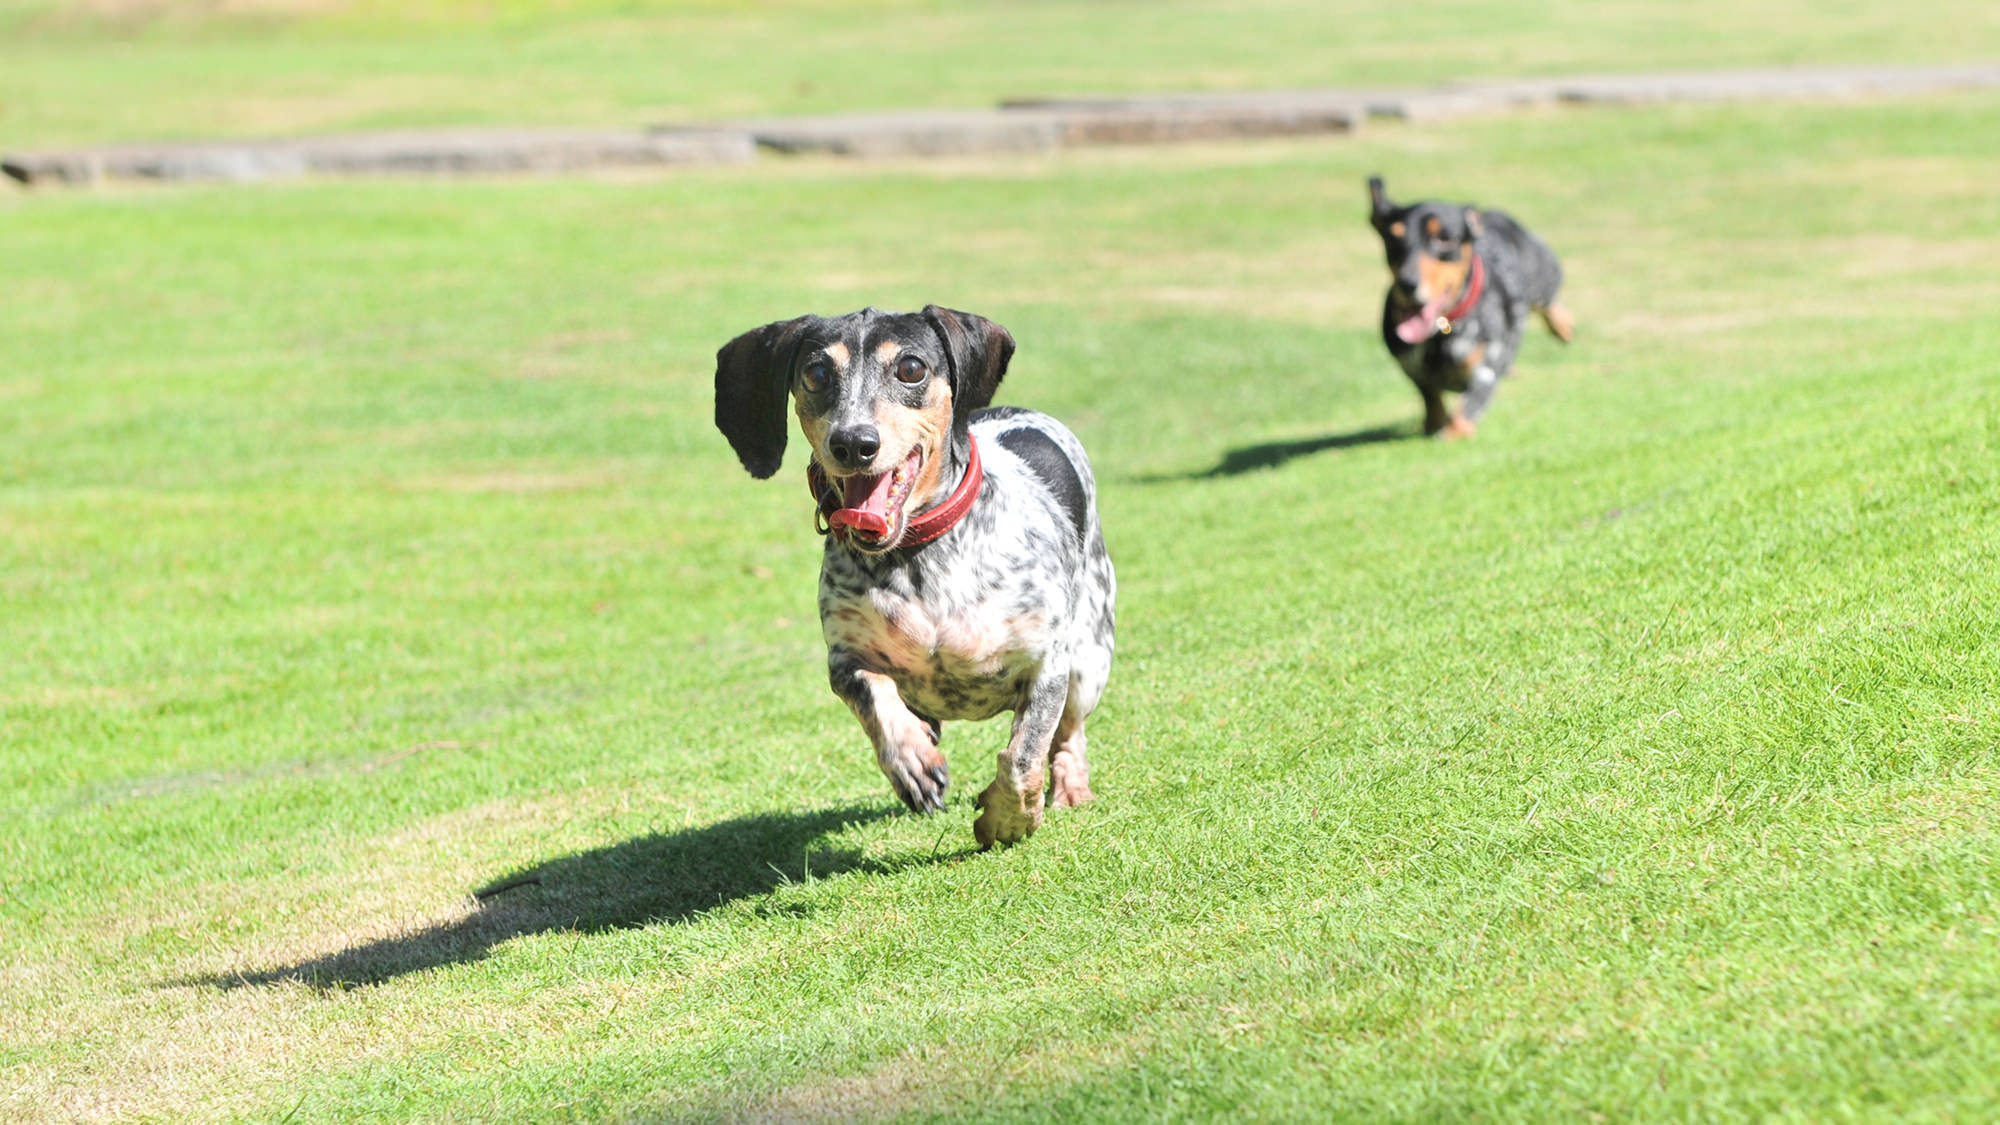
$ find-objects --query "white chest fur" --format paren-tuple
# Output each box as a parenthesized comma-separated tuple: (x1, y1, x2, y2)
(821, 562, 1060, 721)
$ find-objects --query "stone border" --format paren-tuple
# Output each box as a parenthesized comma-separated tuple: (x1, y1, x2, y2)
(1551, 63, 2000, 106)
(2, 128, 754, 187)
(7, 63, 1997, 187)
(676, 62, 2000, 159)
(691, 101, 1361, 159)
(1010, 63, 2000, 124)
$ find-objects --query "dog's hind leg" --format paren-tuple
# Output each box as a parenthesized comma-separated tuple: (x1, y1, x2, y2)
(974, 661, 1069, 848)
(1050, 687, 1098, 809)
(831, 660, 949, 814)
(1538, 301, 1575, 343)
(1051, 542, 1115, 809)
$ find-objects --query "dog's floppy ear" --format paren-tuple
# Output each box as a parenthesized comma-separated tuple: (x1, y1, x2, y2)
(1368, 175, 1394, 221)
(923, 305, 1015, 422)
(714, 316, 813, 479)
(1463, 206, 1484, 240)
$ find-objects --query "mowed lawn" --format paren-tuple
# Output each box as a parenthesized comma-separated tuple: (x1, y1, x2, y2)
(6, 87, 2000, 1123)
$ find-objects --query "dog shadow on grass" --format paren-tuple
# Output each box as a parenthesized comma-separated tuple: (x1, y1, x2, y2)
(179, 802, 941, 991)
(1151, 422, 1416, 481)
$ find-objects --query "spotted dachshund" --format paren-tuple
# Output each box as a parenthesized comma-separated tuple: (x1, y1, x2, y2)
(714, 306, 1116, 848)
(1368, 175, 1574, 439)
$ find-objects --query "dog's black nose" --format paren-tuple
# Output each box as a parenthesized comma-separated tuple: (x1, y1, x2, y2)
(827, 426, 881, 470)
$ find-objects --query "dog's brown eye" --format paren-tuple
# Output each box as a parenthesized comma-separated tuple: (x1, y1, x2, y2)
(894, 355, 929, 384)
(800, 359, 832, 393)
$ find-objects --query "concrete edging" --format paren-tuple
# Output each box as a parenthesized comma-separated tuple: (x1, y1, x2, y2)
(684, 100, 1364, 159)
(2, 128, 754, 187)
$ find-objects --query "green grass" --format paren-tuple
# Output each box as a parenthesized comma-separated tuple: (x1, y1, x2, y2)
(6, 0, 2000, 147)
(6, 50, 2000, 1125)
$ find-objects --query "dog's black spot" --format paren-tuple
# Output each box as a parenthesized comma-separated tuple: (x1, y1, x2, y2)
(996, 428, 1088, 543)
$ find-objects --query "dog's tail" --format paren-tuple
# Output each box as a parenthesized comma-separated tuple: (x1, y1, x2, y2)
(1536, 301, 1575, 344)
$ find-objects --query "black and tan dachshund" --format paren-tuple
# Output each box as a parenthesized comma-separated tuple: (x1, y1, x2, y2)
(1369, 175, 1573, 439)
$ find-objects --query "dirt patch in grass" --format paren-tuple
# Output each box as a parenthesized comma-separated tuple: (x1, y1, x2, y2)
(717, 1047, 953, 1124)
(3, 793, 577, 1122)
(1871, 773, 2000, 844)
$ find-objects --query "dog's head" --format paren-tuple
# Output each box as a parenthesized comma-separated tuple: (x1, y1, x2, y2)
(714, 306, 1014, 553)
(1368, 175, 1484, 314)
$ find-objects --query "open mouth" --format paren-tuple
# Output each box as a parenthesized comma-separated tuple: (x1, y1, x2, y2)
(1393, 295, 1448, 344)
(1389, 279, 1445, 344)
(827, 446, 923, 551)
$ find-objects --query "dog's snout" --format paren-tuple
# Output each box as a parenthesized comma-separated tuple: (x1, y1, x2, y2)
(827, 426, 881, 470)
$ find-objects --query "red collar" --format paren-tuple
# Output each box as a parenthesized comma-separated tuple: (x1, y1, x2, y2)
(806, 435, 984, 550)
(1434, 253, 1486, 334)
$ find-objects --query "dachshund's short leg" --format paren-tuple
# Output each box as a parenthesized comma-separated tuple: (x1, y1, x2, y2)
(1444, 341, 1507, 438)
(1048, 706, 1095, 809)
(831, 658, 948, 814)
(1052, 555, 1113, 811)
(1539, 301, 1575, 343)
(1456, 362, 1501, 428)
(1420, 387, 1453, 437)
(974, 660, 1069, 848)
(1400, 351, 1451, 438)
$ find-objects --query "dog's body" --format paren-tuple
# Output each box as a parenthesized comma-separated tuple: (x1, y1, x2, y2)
(715, 307, 1114, 847)
(1368, 176, 1572, 438)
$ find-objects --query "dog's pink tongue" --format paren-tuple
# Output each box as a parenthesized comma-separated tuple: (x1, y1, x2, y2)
(831, 450, 923, 541)
(1395, 299, 1445, 344)
(844, 472, 897, 518)
(835, 472, 896, 538)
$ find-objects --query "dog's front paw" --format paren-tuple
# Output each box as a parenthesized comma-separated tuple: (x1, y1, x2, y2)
(1437, 415, 1477, 441)
(883, 747, 950, 814)
(973, 781, 1045, 849)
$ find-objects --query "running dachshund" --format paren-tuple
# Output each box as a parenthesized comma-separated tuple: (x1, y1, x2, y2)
(714, 306, 1116, 848)
(1369, 175, 1573, 438)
